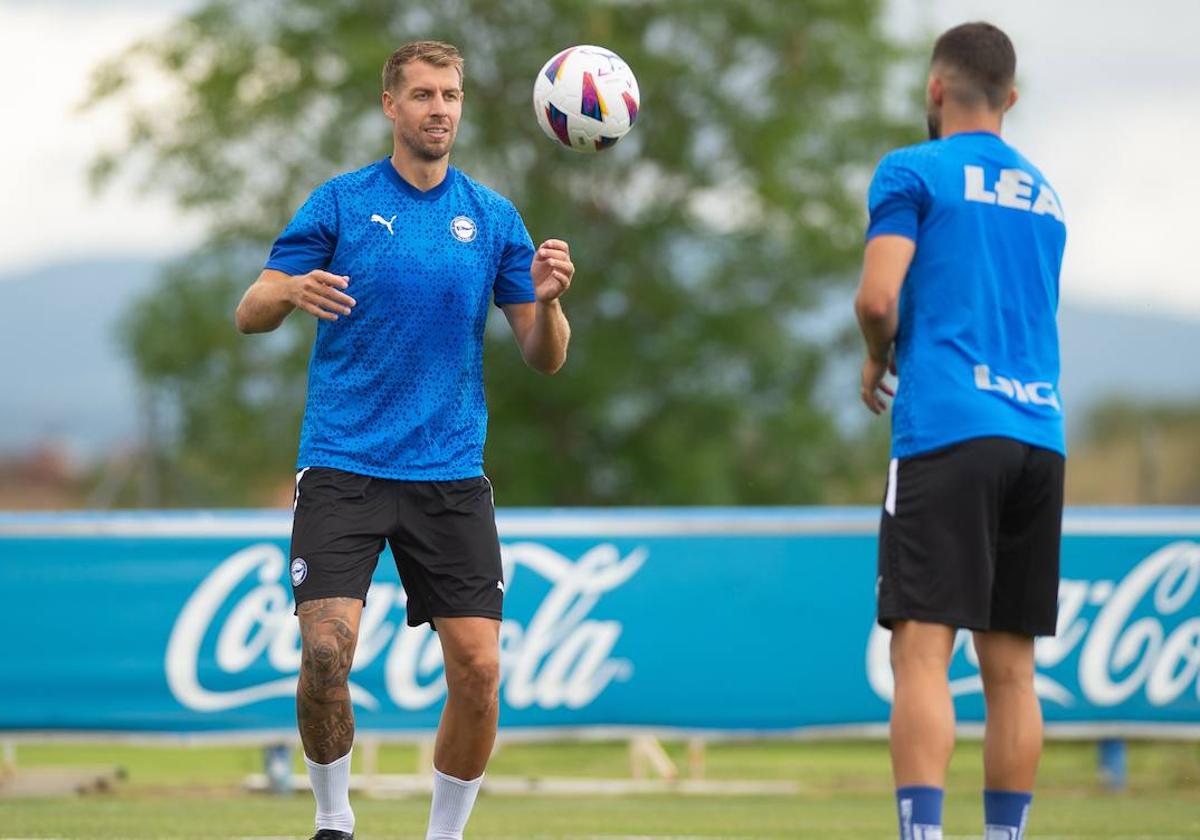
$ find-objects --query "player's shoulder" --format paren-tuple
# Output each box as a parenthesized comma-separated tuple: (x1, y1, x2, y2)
(868, 141, 942, 205)
(319, 159, 388, 195)
(1003, 141, 1054, 186)
(876, 139, 946, 175)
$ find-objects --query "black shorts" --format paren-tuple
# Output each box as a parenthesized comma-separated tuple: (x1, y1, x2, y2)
(289, 467, 503, 629)
(877, 436, 1064, 636)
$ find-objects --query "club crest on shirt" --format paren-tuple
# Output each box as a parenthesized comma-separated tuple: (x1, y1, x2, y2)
(450, 215, 477, 242)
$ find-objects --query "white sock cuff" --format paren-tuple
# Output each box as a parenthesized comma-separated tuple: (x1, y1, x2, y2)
(433, 767, 484, 787)
(305, 749, 352, 770)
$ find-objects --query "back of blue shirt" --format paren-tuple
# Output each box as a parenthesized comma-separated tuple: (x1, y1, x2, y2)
(265, 160, 536, 480)
(866, 132, 1067, 458)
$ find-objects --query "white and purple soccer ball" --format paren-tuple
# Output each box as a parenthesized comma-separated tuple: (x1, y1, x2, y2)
(533, 45, 640, 153)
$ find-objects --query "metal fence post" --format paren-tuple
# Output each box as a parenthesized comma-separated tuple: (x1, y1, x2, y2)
(1098, 738, 1127, 791)
(264, 742, 294, 795)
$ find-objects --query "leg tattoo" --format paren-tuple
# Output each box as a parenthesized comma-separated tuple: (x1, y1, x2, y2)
(297, 599, 360, 763)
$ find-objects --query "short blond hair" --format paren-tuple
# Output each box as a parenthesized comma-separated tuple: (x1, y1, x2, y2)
(382, 41, 464, 92)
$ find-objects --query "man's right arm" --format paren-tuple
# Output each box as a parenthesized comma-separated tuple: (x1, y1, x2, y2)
(235, 269, 355, 334)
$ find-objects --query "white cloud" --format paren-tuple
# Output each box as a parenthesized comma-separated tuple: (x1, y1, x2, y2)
(0, 1, 204, 274)
(1040, 99, 1200, 315)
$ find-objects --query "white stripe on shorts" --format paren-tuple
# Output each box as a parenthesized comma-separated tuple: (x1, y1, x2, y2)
(293, 467, 310, 512)
(482, 475, 495, 510)
(884, 458, 898, 517)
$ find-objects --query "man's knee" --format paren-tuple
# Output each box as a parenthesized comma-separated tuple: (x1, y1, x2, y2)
(301, 633, 354, 700)
(297, 599, 360, 701)
(890, 621, 956, 673)
(979, 653, 1036, 689)
(975, 632, 1036, 689)
(446, 651, 500, 714)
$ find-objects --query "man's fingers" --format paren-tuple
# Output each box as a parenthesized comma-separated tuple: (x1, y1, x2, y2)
(316, 285, 356, 310)
(301, 288, 350, 318)
(860, 377, 891, 414)
(295, 275, 354, 316)
(538, 239, 569, 254)
(310, 270, 350, 289)
(536, 267, 572, 300)
(540, 258, 574, 274)
(537, 248, 570, 265)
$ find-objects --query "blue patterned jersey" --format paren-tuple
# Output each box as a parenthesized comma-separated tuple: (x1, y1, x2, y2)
(265, 160, 536, 480)
(867, 131, 1067, 458)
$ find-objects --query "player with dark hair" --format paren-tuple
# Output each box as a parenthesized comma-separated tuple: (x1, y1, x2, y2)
(855, 22, 1066, 840)
(236, 40, 574, 840)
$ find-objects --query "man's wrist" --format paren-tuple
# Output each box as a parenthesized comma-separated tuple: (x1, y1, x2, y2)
(867, 342, 891, 364)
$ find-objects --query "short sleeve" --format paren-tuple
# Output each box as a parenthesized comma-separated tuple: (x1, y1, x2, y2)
(866, 151, 930, 242)
(264, 182, 339, 275)
(493, 204, 537, 307)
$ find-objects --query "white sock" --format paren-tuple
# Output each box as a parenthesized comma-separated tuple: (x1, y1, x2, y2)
(426, 767, 483, 840)
(305, 750, 355, 834)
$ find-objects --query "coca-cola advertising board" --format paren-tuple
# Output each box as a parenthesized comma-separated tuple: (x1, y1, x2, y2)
(1, 508, 1198, 735)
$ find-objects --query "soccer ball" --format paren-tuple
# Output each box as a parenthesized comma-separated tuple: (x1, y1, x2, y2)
(533, 45, 640, 153)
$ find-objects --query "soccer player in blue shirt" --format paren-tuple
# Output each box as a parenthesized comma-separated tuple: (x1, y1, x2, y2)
(235, 41, 574, 840)
(855, 23, 1066, 840)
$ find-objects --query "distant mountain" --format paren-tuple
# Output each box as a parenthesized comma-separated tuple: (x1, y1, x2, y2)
(1, 258, 162, 457)
(2, 256, 1197, 458)
(1058, 305, 1198, 421)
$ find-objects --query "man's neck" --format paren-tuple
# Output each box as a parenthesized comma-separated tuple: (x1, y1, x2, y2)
(390, 150, 449, 192)
(938, 108, 1003, 140)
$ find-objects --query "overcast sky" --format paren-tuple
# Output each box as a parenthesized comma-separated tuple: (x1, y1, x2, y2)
(3, 0, 1198, 318)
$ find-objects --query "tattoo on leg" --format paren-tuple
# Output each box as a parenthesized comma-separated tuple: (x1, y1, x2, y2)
(296, 600, 360, 763)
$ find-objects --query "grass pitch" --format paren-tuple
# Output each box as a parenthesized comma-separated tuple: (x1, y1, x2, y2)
(3, 739, 1199, 838)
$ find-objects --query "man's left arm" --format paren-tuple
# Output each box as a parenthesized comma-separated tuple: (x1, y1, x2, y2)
(502, 239, 573, 374)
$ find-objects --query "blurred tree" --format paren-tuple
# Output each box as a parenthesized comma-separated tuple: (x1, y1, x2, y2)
(90, 0, 918, 506)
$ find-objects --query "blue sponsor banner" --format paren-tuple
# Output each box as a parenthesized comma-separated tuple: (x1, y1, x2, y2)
(0, 508, 1198, 734)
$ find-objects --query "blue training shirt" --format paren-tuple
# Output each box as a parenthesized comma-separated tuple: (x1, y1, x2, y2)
(265, 160, 536, 480)
(866, 131, 1067, 458)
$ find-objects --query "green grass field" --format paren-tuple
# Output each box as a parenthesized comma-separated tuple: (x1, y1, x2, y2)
(4, 739, 1199, 838)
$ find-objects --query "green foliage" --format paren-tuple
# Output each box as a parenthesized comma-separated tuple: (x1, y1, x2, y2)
(91, 0, 920, 506)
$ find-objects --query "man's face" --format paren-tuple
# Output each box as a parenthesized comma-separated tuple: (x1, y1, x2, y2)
(384, 60, 463, 161)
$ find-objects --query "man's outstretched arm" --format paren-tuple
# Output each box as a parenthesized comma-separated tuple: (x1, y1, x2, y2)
(235, 268, 355, 334)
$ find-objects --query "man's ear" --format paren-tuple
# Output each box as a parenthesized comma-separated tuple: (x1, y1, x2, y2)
(927, 74, 945, 108)
(1004, 85, 1019, 113)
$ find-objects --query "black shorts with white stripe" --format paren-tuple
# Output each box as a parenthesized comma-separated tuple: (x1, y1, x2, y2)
(876, 436, 1064, 636)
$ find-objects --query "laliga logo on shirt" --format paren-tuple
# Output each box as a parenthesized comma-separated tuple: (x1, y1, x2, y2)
(866, 541, 1200, 709)
(165, 540, 645, 713)
(974, 365, 1061, 412)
